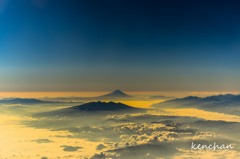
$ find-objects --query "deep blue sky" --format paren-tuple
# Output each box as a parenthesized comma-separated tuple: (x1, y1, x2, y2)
(0, 0, 240, 92)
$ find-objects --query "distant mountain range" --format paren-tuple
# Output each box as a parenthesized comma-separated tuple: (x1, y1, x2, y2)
(152, 94, 240, 115)
(0, 98, 54, 105)
(35, 101, 140, 117)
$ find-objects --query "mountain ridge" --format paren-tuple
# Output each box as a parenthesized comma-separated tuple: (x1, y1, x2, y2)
(0, 98, 54, 104)
(152, 94, 240, 115)
(72, 101, 136, 111)
(34, 101, 140, 117)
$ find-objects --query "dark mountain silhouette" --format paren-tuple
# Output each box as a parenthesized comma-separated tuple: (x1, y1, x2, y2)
(98, 90, 133, 99)
(0, 98, 54, 105)
(152, 94, 240, 115)
(34, 101, 140, 117)
(72, 101, 136, 111)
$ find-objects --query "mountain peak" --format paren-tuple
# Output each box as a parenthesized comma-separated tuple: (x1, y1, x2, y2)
(111, 90, 126, 95)
(100, 90, 133, 99)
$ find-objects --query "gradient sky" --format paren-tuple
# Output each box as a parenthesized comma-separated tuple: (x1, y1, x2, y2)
(0, 0, 240, 92)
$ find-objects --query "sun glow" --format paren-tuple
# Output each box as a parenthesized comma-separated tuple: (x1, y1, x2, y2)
(111, 100, 165, 108)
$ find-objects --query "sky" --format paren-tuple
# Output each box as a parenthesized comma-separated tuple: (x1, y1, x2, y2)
(0, 0, 240, 92)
